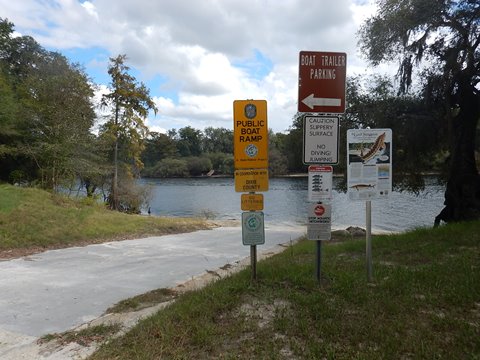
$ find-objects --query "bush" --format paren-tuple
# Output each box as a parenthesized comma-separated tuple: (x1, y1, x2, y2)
(105, 172, 152, 213)
(205, 152, 234, 175)
(219, 155, 234, 175)
(185, 156, 212, 176)
(147, 158, 189, 178)
(269, 148, 288, 176)
(9, 170, 26, 184)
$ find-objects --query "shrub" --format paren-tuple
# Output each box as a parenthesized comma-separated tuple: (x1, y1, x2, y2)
(185, 156, 212, 176)
(148, 158, 189, 178)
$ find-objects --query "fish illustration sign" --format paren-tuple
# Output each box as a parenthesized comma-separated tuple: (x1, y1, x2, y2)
(347, 129, 392, 201)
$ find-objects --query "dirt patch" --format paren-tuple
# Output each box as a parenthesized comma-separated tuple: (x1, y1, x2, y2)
(216, 296, 302, 359)
(236, 297, 291, 329)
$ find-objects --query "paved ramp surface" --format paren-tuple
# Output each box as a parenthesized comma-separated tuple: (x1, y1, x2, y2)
(0, 226, 304, 342)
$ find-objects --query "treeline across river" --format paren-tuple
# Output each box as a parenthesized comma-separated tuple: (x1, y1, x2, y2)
(141, 126, 303, 178)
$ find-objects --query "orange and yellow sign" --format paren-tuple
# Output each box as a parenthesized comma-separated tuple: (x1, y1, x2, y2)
(234, 169, 269, 193)
(233, 100, 268, 169)
(241, 193, 264, 211)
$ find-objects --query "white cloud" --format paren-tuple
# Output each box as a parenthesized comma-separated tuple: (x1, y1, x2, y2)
(81, 1, 99, 20)
(0, 0, 386, 132)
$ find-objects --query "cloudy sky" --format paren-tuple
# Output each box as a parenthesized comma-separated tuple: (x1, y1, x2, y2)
(1, 0, 384, 133)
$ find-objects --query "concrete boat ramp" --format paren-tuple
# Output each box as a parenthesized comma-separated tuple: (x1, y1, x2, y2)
(0, 225, 304, 359)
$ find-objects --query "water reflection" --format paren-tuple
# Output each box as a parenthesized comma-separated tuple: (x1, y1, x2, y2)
(140, 177, 445, 233)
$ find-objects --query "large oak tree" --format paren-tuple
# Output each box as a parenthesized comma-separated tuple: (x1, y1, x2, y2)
(359, 0, 480, 224)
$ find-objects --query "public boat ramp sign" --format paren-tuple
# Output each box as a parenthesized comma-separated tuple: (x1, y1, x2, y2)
(233, 100, 268, 170)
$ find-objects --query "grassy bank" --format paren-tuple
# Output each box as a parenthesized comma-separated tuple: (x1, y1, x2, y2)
(0, 184, 209, 256)
(90, 221, 480, 359)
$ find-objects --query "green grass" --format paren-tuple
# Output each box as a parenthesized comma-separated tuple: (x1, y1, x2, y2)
(0, 183, 209, 252)
(89, 221, 480, 359)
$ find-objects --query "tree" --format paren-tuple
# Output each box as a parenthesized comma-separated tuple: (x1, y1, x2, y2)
(0, 18, 96, 188)
(142, 132, 178, 168)
(0, 18, 44, 183)
(20, 52, 96, 189)
(101, 54, 157, 210)
(202, 127, 233, 153)
(283, 114, 307, 173)
(75, 133, 111, 198)
(0, 67, 17, 160)
(359, 0, 480, 224)
(269, 130, 288, 176)
(176, 126, 203, 157)
(0, 19, 45, 85)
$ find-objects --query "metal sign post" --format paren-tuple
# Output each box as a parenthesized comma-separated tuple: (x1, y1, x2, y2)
(250, 245, 257, 281)
(366, 200, 373, 282)
(315, 241, 322, 283)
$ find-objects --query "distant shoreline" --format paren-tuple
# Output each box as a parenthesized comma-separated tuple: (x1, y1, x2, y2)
(141, 173, 310, 179)
(142, 172, 442, 180)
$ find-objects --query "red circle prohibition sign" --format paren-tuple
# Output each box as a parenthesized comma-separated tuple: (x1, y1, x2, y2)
(314, 205, 325, 216)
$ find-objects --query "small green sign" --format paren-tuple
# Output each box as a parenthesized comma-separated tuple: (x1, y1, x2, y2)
(241, 211, 265, 246)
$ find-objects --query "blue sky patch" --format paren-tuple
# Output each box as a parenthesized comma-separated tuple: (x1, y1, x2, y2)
(233, 49, 273, 80)
(141, 74, 179, 104)
(60, 46, 110, 84)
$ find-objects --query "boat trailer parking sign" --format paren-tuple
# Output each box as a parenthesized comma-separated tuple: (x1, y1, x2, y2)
(298, 51, 347, 113)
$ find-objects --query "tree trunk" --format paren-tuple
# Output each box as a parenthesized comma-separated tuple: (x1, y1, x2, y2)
(84, 179, 97, 198)
(111, 103, 120, 210)
(435, 81, 480, 226)
(112, 135, 119, 209)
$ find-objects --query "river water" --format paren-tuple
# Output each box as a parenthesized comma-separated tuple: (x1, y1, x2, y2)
(140, 177, 445, 233)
